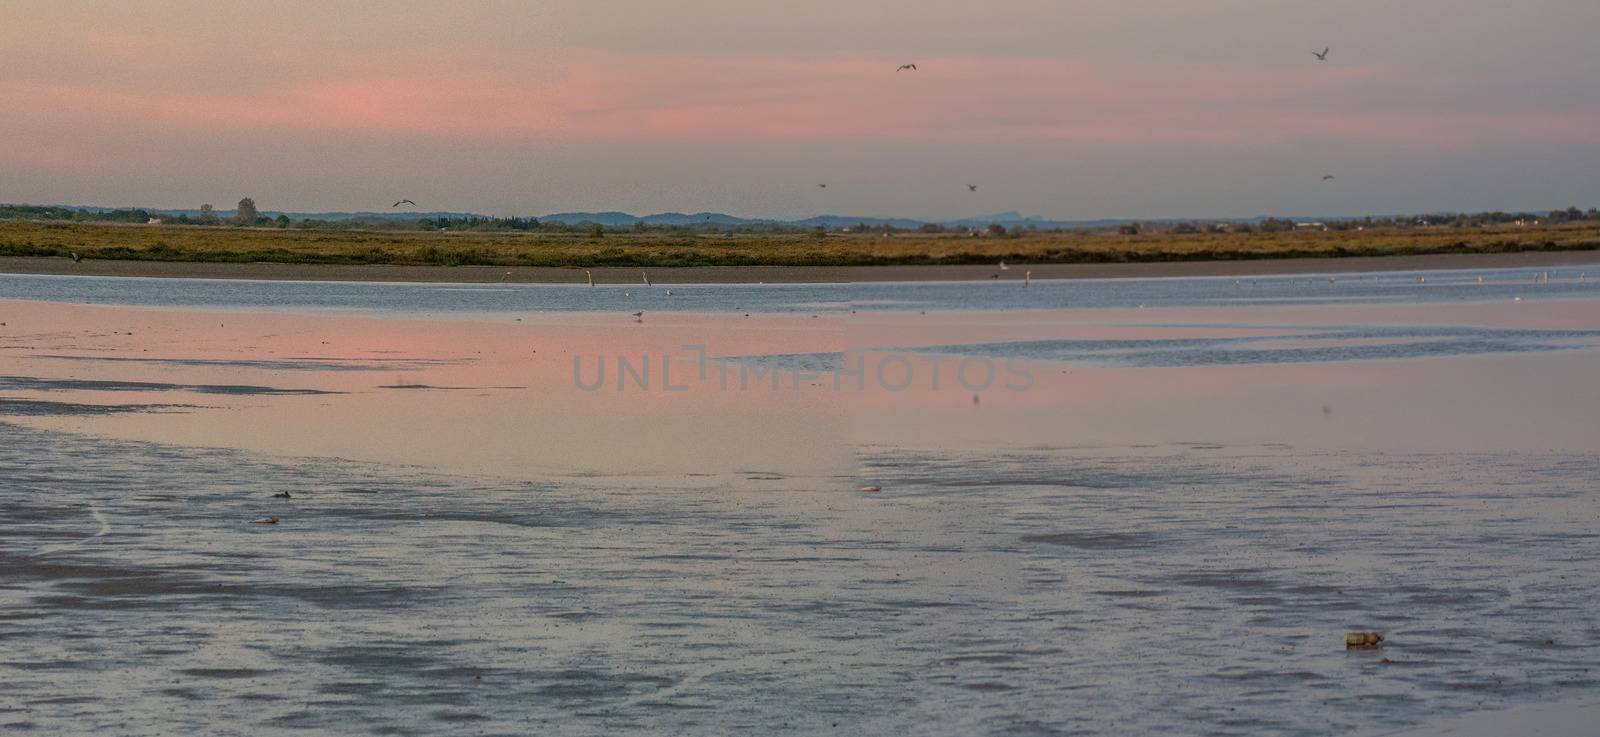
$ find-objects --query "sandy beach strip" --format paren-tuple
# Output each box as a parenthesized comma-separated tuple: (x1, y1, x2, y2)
(3, 250, 1600, 285)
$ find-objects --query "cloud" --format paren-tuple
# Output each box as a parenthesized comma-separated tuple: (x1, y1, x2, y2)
(4, 30, 1596, 150)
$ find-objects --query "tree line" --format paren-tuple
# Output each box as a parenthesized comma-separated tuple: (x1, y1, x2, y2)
(2, 199, 1598, 236)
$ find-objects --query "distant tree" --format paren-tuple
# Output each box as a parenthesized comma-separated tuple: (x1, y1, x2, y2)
(274, 214, 291, 228)
(233, 198, 258, 226)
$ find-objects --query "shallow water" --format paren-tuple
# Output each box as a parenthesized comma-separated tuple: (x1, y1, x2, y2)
(1, 266, 1598, 736)
(0, 264, 1594, 315)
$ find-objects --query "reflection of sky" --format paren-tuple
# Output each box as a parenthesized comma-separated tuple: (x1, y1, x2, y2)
(4, 280, 1599, 480)
(1, 266, 1597, 315)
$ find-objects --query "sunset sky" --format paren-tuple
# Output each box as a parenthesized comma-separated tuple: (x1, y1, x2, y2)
(3, 0, 1597, 219)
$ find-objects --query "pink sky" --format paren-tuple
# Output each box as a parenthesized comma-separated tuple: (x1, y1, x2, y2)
(2, 1, 1598, 219)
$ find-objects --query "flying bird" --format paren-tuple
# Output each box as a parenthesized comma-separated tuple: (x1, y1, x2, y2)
(1313, 48, 1330, 61)
(897, 64, 918, 72)
(392, 199, 417, 208)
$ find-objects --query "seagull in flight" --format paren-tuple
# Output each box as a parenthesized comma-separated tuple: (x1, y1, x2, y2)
(392, 199, 417, 208)
(897, 64, 918, 72)
(1313, 48, 1330, 61)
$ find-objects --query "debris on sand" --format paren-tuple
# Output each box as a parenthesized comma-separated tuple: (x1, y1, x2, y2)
(860, 485, 882, 493)
(272, 491, 292, 499)
(1346, 632, 1384, 649)
(252, 517, 280, 525)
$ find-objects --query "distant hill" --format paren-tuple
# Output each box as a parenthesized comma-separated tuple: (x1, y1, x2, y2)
(3, 202, 1427, 229)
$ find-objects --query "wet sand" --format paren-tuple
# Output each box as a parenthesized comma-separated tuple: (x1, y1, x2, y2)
(2, 281, 1598, 735)
(1363, 698, 1600, 737)
(4, 248, 1600, 284)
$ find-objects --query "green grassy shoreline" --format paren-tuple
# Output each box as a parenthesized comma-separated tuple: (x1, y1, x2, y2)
(3, 220, 1598, 269)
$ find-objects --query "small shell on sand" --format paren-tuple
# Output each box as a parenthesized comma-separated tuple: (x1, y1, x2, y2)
(252, 517, 280, 525)
(1345, 632, 1384, 649)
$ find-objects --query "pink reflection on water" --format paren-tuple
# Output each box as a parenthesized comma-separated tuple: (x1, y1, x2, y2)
(2, 296, 1598, 481)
